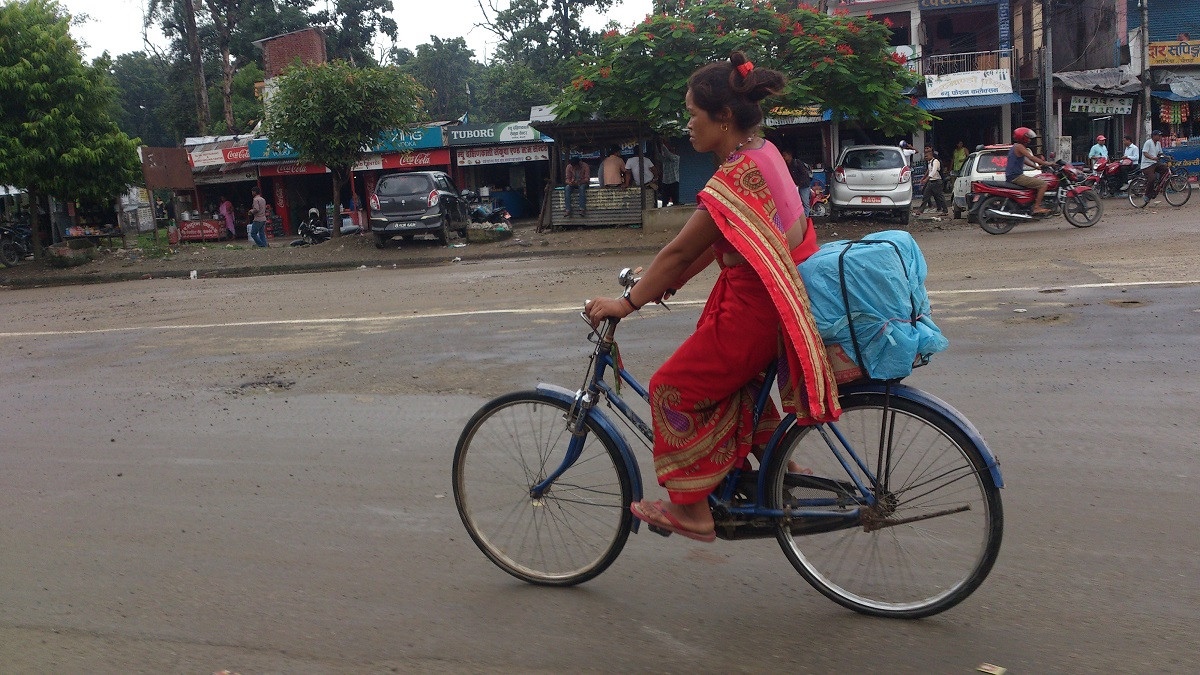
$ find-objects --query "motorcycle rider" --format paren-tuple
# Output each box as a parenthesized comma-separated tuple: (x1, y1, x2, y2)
(1007, 127, 1055, 215)
(1088, 135, 1108, 169)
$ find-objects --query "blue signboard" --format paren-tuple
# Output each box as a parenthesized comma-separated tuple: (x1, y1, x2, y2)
(373, 125, 445, 152)
(248, 124, 445, 160)
(997, 0, 1011, 51)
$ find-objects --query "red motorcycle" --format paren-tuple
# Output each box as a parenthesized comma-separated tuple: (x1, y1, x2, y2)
(1085, 157, 1137, 198)
(969, 160, 1103, 235)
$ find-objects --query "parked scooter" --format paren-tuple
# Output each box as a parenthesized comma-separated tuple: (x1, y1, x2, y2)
(969, 160, 1103, 235)
(289, 207, 361, 246)
(461, 191, 512, 226)
(1085, 156, 1137, 198)
(0, 223, 33, 267)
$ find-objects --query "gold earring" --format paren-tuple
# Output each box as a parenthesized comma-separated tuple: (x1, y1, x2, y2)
(722, 123, 729, 131)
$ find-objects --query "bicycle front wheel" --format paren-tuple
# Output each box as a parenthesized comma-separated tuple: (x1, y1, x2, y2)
(1127, 176, 1148, 206)
(452, 391, 633, 586)
(767, 391, 1003, 619)
(1164, 174, 1191, 206)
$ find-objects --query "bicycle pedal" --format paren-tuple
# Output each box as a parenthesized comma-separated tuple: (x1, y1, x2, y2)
(646, 524, 673, 538)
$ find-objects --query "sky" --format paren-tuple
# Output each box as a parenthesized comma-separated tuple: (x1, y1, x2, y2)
(60, 0, 654, 64)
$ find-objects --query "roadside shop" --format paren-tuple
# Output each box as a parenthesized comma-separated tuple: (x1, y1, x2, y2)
(448, 121, 550, 220)
(247, 124, 451, 232)
(530, 119, 657, 230)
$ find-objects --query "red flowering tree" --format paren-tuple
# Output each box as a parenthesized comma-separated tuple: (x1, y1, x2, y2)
(554, 0, 930, 135)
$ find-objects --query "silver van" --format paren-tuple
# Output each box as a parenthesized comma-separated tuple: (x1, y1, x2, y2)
(828, 145, 914, 223)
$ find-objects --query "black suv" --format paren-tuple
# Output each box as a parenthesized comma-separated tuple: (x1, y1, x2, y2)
(369, 170, 467, 247)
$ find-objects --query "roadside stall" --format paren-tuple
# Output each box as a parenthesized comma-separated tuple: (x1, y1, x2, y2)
(448, 121, 550, 220)
(529, 120, 657, 231)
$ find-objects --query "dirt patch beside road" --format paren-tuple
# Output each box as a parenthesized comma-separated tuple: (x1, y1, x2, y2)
(0, 214, 970, 288)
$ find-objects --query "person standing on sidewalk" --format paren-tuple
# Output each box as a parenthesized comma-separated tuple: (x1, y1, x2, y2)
(248, 186, 268, 248)
(916, 147, 948, 215)
(218, 195, 235, 239)
(657, 140, 681, 206)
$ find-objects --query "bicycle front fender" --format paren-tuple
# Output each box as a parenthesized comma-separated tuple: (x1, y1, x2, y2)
(535, 383, 646, 506)
(840, 382, 1005, 488)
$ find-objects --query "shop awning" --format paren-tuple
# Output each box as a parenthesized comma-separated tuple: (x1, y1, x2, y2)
(1151, 90, 1200, 101)
(917, 92, 1024, 111)
(1054, 67, 1142, 95)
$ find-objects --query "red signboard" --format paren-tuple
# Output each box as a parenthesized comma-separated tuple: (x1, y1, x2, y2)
(170, 219, 227, 244)
(259, 162, 328, 177)
(380, 148, 450, 169)
(222, 145, 250, 163)
(271, 178, 291, 234)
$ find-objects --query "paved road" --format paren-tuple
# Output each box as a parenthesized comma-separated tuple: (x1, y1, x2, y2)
(2, 201, 1198, 672)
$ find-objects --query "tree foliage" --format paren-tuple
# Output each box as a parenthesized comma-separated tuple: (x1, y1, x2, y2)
(400, 36, 483, 121)
(0, 0, 141, 255)
(262, 60, 427, 235)
(554, 0, 931, 135)
(112, 51, 175, 147)
(315, 0, 397, 66)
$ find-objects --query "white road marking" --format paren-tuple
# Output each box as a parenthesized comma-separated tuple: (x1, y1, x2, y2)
(2, 278, 1198, 339)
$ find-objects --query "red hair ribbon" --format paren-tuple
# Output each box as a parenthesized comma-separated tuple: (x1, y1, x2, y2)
(737, 60, 754, 77)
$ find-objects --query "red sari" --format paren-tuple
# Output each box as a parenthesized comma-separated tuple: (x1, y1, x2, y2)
(648, 151, 841, 504)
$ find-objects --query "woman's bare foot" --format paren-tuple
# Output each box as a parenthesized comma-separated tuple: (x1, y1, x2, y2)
(630, 499, 714, 538)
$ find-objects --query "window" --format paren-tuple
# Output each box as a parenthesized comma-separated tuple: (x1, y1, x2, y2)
(377, 174, 432, 195)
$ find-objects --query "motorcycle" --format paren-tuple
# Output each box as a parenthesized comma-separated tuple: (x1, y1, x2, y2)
(0, 223, 33, 267)
(289, 208, 361, 246)
(1085, 156, 1136, 198)
(460, 191, 512, 226)
(970, 160, 1103, 235)
(807, 183, 829, 218)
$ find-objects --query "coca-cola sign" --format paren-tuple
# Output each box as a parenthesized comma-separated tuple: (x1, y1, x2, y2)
(260, 162, 328, 176)
(222, 145, 250, 162)
(381, 148, 450, 169)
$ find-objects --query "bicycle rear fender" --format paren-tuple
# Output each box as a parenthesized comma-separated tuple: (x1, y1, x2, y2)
(841, 382, 1005, 488)
(535, 383, 646, 505)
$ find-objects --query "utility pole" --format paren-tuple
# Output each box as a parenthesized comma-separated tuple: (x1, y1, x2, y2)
(1141, 0, 1152, 141)
(1042, 0, 1055, 157)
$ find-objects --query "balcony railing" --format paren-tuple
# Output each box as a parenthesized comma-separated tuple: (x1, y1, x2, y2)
(921, 48, 1015, 79)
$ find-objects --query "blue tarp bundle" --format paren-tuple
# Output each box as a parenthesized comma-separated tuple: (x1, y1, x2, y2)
(798, 230, 948, 380)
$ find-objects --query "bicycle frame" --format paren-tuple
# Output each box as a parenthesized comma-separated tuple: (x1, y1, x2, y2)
(531, 314, 1004, 536)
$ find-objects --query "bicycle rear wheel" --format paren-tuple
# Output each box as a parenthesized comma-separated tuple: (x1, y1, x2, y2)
(767, 391, 1003, 619)
(1164, 174, 1191, 206)
(453, 391, 632, 586)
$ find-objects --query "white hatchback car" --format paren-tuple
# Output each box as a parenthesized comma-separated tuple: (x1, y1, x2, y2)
(951, 145, 1043, 221)
(828, 145, 914, 223)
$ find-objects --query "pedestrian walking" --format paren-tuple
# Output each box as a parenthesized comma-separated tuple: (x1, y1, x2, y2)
(916, 147, 948, 215)
(248, 186, 268, 248)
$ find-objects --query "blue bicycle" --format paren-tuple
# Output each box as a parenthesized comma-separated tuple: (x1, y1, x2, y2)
(453, 269, 1004, 618)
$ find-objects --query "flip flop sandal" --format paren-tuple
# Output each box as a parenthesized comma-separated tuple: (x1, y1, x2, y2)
(630, 500, 716, 543)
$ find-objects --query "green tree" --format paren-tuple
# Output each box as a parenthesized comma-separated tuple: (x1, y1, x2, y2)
(480, 0, 615, 64)
(111, 51, 175, 147)
(147, 0, 212, 133)
(0, 0, 141, 258)
(206, 61, 264, 134)
(554, 0, 931, 135)
(262, 60, 428, 238)
(476, 60, 558, 123)
(316, 0, 397, 66)
(400, 36, 483, 121)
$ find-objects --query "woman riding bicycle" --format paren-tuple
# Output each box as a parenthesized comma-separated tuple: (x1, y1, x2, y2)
(585, 51, 841, 542)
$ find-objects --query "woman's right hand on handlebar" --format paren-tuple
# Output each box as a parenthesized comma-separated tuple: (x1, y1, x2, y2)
(585, 296, 634, 327)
